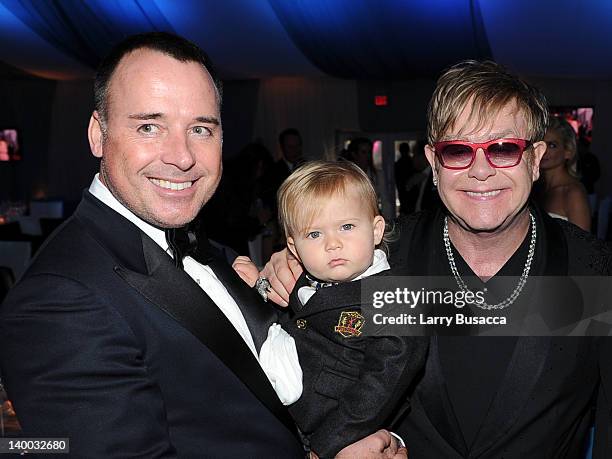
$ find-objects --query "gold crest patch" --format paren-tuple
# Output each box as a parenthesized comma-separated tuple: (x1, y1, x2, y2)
(335, 311, 364, 337)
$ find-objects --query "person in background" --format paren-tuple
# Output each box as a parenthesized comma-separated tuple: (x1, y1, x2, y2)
(394, 142, 414, 214)
(257, 129, 307, 256)
(343, 137, 374, 176)
(341, 137, 386, 213)
(267, 128, 305, 193)
(578, 148, 600, 195)
(535, 116, 591, 231)
(201, 142, 278, 258)
(396, 140, 439, 215)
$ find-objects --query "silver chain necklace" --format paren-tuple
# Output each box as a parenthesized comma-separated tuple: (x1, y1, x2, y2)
(443, 213, 536, 310)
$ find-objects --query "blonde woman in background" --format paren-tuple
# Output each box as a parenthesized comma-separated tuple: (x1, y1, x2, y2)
(537, 116, 591, 231)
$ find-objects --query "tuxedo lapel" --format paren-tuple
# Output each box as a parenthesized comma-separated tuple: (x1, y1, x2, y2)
(416, 336, 468, 456)
(463, 207, 563, 455)
(469, 207, 565, 455)
(205, 254, 277, 351)
(115, 234, 296, 435)
(469, 337, 551, 456)
(396, 209, 468, 455)
(76, 192, 296, 436)
(415, 336, 552, 457)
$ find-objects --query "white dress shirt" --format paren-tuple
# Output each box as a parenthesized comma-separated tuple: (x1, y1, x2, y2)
(88, 174, 258, 358)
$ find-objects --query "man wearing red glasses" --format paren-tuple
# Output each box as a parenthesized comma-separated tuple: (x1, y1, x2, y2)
(422, 63, 548, 239)
(392, 60, 612, 458)
(258, 60, 612, 458)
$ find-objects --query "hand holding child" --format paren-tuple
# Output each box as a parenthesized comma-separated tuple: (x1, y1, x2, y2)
(232, 256, 260, 288)
(260, 248, 303, 306)
(309, 430, 408, 459)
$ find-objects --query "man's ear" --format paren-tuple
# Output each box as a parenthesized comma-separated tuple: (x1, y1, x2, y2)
(286, 237, 302, 263)
(372, 216, 385, 245)
(424, 144, 438, 183)
(530, 140, 547, 181)
(88, 111, 104, 159)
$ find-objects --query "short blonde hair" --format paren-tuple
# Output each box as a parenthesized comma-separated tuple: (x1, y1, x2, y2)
(427, 60, 549, 145)
(278, 160, 380, 238)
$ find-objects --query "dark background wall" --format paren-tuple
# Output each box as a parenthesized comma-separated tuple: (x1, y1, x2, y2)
(46, 80, 96, 208)
(220, 79, 261, 160)
(357, 79, 435, 133)
(0, 68, 56, 202)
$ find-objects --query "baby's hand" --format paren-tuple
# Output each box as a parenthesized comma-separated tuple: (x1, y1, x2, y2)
(232, 256, 260, 288)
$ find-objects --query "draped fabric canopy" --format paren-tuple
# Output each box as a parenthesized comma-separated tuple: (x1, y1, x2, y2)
(269, 0, 492, 78)
(0, 0, 174, 68)
(0, 0, 610, 80)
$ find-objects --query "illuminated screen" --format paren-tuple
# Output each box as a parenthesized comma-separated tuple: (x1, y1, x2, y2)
(550, 107, 593, 148)
(0, 129, 20, 162)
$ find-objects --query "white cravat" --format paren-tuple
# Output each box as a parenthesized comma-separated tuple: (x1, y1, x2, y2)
(88, 174, 258, 358)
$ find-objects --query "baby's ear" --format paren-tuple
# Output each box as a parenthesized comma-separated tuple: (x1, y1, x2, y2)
(373, 216, 385, 245)
(286, 236, 302, 263)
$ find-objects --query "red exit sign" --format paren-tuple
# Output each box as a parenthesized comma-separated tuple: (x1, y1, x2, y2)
(374, 95, 388, 106)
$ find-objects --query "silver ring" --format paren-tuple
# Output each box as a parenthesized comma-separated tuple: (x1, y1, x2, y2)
(255, 277, 272, 302)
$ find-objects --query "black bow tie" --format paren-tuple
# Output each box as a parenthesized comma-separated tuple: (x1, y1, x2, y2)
(165, 227, 198, 269)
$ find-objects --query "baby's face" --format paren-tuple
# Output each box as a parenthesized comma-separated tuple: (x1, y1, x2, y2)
(287, 191, 384, 282)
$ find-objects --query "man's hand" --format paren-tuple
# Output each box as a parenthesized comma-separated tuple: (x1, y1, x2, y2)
(232, 256, 260, 288)
(335, 430, 407, 459)
(260, 248, 303, 306)
(309, 430, 407, 459)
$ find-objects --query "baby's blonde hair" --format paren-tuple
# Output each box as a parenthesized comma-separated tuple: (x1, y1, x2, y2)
(278, 160, 381, 239)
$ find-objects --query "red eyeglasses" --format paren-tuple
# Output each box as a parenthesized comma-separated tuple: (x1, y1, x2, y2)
(433, 138, 532, 170)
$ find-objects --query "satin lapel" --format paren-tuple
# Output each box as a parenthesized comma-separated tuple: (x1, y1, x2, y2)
(114, 235, 296, 435)
(536, 204, 569, 276)
(470, 206, 563, 456)
(398, 210, 468, 454)
(205, 254, 277, 351)
(416, 336, 468, 456)
(469, 337, 551, 456)
(75, 191, 147, 273)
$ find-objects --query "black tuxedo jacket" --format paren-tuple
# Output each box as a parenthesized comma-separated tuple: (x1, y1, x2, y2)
(282, 274, 428, 458)
(0, 191, 302, 458)
(391, 206, 612, 458)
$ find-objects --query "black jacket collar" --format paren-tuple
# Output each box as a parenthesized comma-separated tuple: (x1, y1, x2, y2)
(73, 191, 297, 435)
